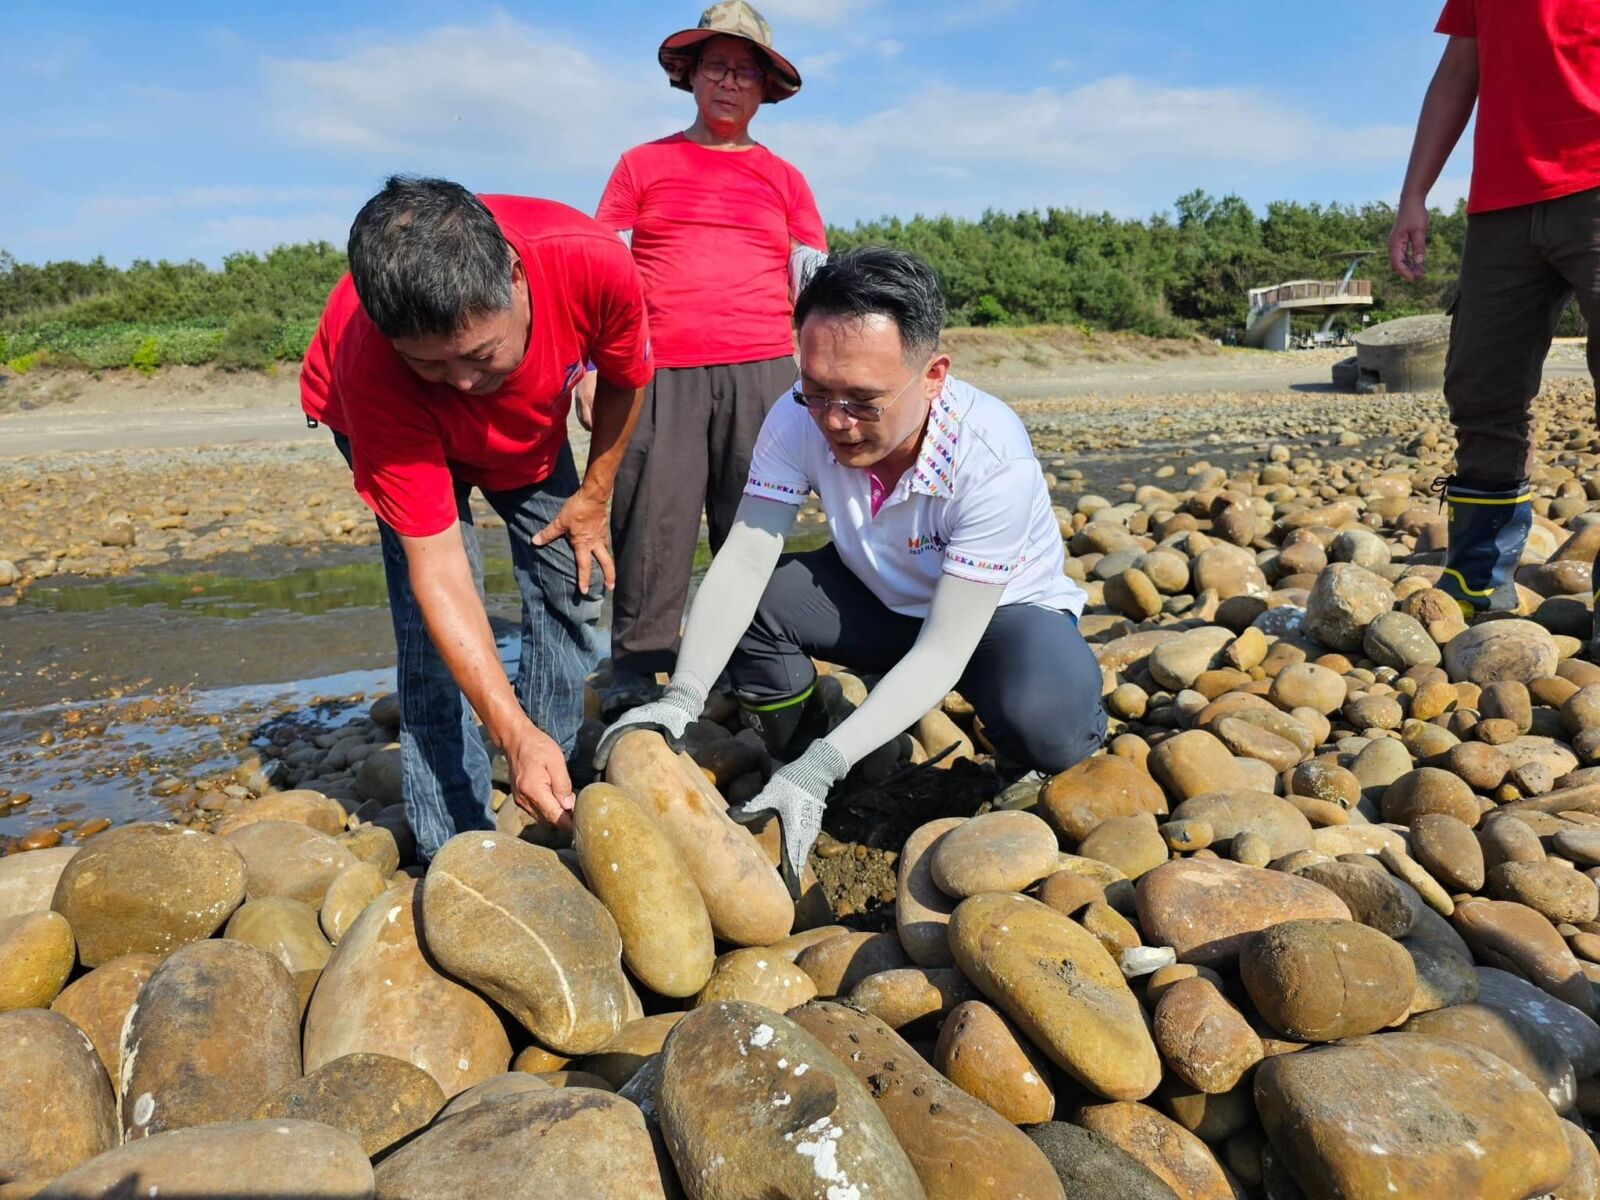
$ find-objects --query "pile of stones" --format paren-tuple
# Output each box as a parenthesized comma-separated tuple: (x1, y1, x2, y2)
(9, 427, 1600, 1197)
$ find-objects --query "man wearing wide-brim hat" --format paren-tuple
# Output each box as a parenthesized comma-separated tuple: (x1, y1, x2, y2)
(590, 1, 829, 719)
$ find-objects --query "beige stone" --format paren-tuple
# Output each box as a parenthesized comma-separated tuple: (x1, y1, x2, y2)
(573, 783, 714, 998)
(303, 878, 511, 1098)
(604, 731, 793, 946)
(949, 892, 1160, 1099)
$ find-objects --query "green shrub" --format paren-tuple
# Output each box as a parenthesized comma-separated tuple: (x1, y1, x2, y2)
(970, 294, 1010, 326)
(6, 349, 46, 374)
(215, 311, 279, 372)
(130, 336, 161, 375)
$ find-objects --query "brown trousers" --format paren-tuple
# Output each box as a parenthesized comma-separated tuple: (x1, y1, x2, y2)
(608, 355, 797, 677)
(1445, 184, 1600, 482)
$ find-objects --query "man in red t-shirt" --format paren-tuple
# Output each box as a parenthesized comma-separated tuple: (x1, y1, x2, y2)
(1389, 0, 1600, 624)
(586, 1, 827, 717)
(301, 177, 650, 856)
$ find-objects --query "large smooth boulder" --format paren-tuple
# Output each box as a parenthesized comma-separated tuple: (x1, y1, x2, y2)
(50, 952, 159, 1080)
(1168, 791, 1313, 859)
(51, 823, 246, 966)
(1037, 755, 1168, 843)
(1241, 918, 1416, 1041)
(933, 999, 1056, 1125)
(304, 878, 511, 1098)
(421, 832, 629, 1054)
(0, 1009, 117, 1185)
(1255, 1033, 1571, 1200)
(34, 1119, 374, 1200)
(573, 783, 714, 999)
(930, 810, 1059, 897)
(223, 895, 333, 976)
(1442, 619, 1559, 685)
(948, 892, 1160, 1100)
(251, 1052, 444, 1158)
(789, 1000, 1065, 1200)
(896, 817, 965, 967)
(657, 1001, 925, 1199)
(1151, 976, 1263, 1094)
(604, 731, 793, 946)
(0, 909, 75, 1011)
(1303, 563, 1395, 651)
(1474, 967, 1600, 1078)
(1025, 1122, 1180, 1200)
(320, 860, 388, 943)
(373, 1087, 667, 1199)
(121, 938, 301, 1140)
(213, 789, 348, 838)
(1135, 858, 1350, 966)
(0, 845, 77, 921)
(695, 946, 819, 1011)
(1401, 1003, 1576, 1114)
(1076, 1101, 1236, 1200)
(222, 819, 356, 908)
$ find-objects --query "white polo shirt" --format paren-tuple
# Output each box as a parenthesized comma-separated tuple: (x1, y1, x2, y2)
(745, 376, 1086, 619)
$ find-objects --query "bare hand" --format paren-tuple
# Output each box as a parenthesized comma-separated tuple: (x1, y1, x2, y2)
(505, 725, 576, 828)
(1388, 198, 1430, 281)
(572, 371, 597, 432)
(532, 488, 614, 594)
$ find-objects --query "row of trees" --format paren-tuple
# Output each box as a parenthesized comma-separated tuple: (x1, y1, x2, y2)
(0, 192, 1472, 371)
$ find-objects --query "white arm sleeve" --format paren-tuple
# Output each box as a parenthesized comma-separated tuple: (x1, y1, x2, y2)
(822, 573, 1004, 767)
(670, 496, 801, 699)
(789, 243, 826, 304)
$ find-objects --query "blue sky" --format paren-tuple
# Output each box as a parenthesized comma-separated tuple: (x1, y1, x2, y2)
(2, 0, 1470, 266)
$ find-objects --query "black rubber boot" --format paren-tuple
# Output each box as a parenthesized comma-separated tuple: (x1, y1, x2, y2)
(1435, 476, 1533, 618)
(738, 682, 831, 761)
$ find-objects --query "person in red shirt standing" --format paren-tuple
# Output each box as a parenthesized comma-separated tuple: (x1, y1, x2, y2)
(1389, 1, 1600, 627)
(589, 0, 827, 717)
(301, 177, 650, 856)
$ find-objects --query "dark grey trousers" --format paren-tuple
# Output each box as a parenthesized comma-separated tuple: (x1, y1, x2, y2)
(1446, 184, 1600, 482)
(609, 355, 797, 677)
(726, 543, 1108, 775)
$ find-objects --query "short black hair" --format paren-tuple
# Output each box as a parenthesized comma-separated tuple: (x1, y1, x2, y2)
(793, 247, 945, 362)
(346, 176, 513, 340)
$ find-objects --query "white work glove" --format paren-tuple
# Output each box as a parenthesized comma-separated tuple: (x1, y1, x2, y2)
(593, 681, 706, 770)
(727, 739, 850, 899)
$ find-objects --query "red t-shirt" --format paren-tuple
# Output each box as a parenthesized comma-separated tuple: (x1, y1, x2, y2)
(595, 134, 826, 369)
(300, 197, 652, 538)
(1438, 0, 1600, 212)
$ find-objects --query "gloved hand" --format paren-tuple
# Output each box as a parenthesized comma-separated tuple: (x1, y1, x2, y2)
(593, 681, 706, 770)
(726, 739, 850, 899)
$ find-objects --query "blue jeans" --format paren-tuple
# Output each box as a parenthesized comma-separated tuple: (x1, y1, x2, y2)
(334, 434, 602, 859)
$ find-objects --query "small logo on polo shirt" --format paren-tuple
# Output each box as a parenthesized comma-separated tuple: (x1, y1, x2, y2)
(907, 532, 947, 556)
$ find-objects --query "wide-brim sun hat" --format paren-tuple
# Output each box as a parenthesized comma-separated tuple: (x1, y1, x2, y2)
(659, 0, 802, 104)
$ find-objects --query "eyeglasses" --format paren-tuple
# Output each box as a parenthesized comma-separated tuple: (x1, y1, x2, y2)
(791, 371, 922, 423)
(698, 57, 767, 88)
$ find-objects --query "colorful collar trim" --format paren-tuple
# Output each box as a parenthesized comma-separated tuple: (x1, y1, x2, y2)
(908, 384, 960, 499)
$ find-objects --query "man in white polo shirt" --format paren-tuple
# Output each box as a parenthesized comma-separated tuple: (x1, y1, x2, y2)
(596, 247, 1105, 893)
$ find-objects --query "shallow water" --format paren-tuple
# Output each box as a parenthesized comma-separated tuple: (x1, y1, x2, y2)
(0, 529, 833, 837)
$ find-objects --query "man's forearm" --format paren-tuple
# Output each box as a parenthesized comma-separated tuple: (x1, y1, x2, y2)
(581, 378, 646, 499)
(824, 574, 1002, 766)
(1400, 39, 1479, 204)
(401, 528, 528, 749)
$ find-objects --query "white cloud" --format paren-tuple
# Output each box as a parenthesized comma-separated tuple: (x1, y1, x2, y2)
(764, 75, 1413, 221)
(265, 14, 680, 181)
(876, 39, 904, 58)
